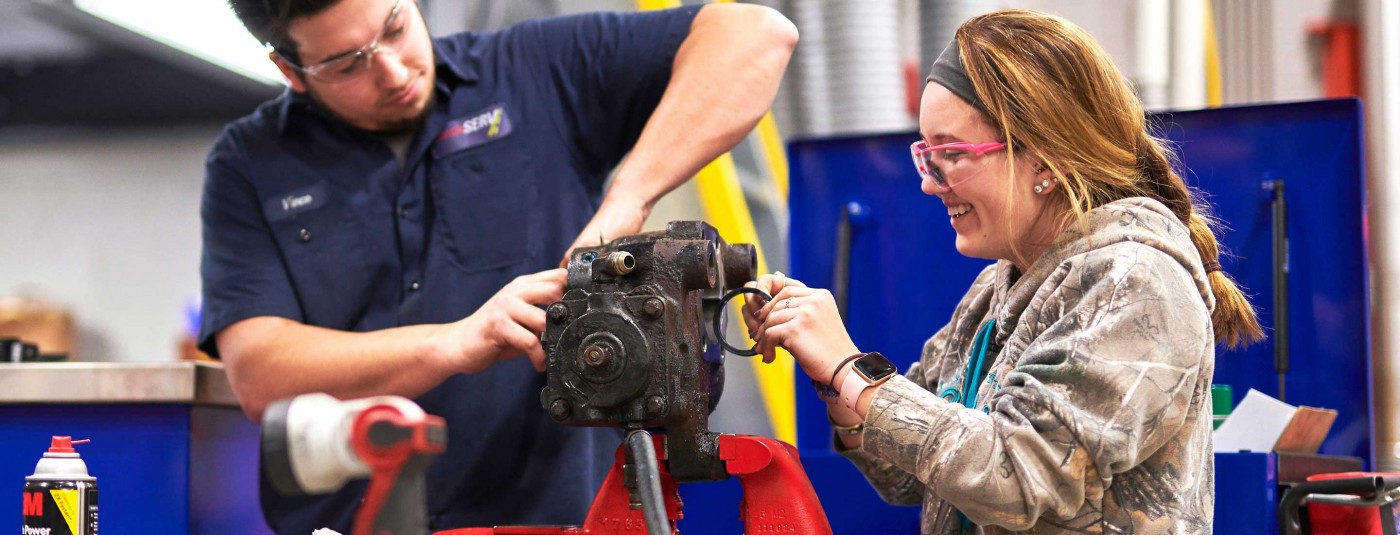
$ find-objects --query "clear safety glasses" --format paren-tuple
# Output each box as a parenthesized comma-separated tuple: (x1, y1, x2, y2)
(909, 140, 1008, 190)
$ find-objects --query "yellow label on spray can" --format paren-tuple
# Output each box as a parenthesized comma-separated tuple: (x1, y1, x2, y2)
(50, 488, 80, 533)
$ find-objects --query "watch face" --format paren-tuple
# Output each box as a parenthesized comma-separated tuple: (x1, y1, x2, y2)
(854, 352, 897, 381)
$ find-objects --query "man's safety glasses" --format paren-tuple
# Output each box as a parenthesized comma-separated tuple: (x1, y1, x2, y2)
(910, 140, 1008, 190)
(278, 0, 411, 84)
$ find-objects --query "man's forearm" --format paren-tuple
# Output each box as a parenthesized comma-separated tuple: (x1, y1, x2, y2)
(217, 316, 455, 421)
(606, 3, 798, 209)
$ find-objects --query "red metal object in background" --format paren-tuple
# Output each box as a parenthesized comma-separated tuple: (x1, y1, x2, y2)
(904, 59, 921, 118)
(351, 405, 448, 535)
(1303, 472, 1400, 535)
(439, 434, 831, 535)
(1309, 21, 1360, 98)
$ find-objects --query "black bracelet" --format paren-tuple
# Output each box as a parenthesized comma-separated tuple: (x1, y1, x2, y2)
(811, 378, 839, 400)
(828, 353, 864, 391)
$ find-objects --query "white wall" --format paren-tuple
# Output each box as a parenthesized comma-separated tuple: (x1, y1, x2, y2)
(1010, 0, 1136, 77)
(0, 125, 217, 362)
(1363, 0, 1400, 472)
(1008, 0, 1331, 107)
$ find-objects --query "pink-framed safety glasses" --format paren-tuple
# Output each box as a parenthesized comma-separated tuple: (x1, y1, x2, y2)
(910, 140, 1008, 190)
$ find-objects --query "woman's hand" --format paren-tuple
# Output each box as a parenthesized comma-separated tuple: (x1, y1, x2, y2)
(741, 273, 861, 384)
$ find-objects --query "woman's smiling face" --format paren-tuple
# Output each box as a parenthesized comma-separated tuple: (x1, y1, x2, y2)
(917, 83, 1059, 269)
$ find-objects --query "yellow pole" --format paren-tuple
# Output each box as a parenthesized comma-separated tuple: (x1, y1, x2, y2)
(635, 0, 679, 10)
(635, 0, 796, 444)
(1203, 0, 1223, 107)
(754, 113, 790, 198)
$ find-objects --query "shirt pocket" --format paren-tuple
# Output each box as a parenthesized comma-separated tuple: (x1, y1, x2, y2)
(267, 194, 374, 329)
(430, 136, 540, 273)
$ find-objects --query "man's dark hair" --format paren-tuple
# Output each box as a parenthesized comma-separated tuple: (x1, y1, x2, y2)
(227, 0, 340, 65)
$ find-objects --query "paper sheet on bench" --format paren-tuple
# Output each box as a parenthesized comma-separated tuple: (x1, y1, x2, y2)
(1213, 388, 1296, 453)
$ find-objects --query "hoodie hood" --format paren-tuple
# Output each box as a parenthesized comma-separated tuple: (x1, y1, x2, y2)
(989, 197, 1215, 342)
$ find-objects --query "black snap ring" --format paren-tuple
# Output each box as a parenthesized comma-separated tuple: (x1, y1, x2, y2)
(714, 287, 772, 357)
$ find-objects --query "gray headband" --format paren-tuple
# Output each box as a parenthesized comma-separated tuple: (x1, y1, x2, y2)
(926, 39, 985, 112)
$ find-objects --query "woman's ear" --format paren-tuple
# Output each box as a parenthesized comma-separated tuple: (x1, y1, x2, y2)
(1033, 177, 1055, 195)
(1032, 155, 1070, 180)
(1031, 158, 1061, 195)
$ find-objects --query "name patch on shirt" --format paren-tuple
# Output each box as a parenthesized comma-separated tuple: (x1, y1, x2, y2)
(263, 181, 329, 222)
(433, 103, 513, 158)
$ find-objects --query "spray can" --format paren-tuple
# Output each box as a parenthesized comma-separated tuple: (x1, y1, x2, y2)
(22, 436, 98, 535)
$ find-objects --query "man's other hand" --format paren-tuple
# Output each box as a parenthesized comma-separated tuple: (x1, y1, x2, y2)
(559, 196, 648, 267)
(436, 268, 566, 373)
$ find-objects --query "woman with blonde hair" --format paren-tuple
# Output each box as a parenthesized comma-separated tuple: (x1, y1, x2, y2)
(744, 9, 1263, 534)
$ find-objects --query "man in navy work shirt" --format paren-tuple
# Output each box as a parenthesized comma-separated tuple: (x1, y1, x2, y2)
(200, 0, 796, 532)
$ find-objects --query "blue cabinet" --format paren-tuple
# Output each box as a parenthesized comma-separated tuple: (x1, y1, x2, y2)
(0, 363, 268, 534)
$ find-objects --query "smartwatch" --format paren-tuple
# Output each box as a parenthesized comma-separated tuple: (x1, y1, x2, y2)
(838, 352, 897, 410)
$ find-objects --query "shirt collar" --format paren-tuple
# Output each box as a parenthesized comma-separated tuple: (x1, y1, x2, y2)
(276, 88, 357, 137)
(276, 88, 308, 135)
(432, 36, 479, 86)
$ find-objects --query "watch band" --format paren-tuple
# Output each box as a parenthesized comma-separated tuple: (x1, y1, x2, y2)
(814, 353, 863, 402)
(838, 365, 870, 410)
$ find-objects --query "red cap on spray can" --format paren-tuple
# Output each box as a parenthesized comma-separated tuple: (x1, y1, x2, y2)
(47, 436, 89, 454)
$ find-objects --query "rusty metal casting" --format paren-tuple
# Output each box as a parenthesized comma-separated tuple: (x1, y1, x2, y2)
(540, 221, 757, 482)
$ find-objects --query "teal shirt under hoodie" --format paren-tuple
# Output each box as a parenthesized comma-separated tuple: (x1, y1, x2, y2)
(842, 197, 1217, 534)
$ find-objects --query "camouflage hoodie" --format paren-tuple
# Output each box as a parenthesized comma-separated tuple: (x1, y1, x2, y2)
(841, 197, 1217, 534)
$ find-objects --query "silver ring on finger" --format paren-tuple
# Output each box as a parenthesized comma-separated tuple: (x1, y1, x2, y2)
(783, 297, 796, 310)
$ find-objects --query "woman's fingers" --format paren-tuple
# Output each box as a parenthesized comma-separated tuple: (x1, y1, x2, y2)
(752, 287, 812, 342)
(742, 280, 765, 309)
(755, 286, 808, 323)
(746, 273, 811, 320)
(752, 305, 800, 346)
(742, 275, 820, 366)
(742, 312, 762, 338)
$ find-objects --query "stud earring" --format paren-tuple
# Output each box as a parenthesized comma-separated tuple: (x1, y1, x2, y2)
(1034, 179, 1050, 194)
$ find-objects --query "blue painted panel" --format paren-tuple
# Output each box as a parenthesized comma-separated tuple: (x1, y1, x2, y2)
(802, 453, 922, 532)
(1155, 99, 1371, 464)
(190, 407, 271, 534)
(677, 476, 744, 532)
(1214, 452, 1278, 533)
(1, 405, 192, 533)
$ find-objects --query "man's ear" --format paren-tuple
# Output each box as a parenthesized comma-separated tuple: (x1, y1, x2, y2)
(270, 52, 308, 93)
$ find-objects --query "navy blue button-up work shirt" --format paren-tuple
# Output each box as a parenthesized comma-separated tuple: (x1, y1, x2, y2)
(199, 7, 701, 534)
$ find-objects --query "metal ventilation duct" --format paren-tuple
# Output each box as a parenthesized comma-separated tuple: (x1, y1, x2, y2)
(919, 0, 998, 79)
(786, 0, 911, 137)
